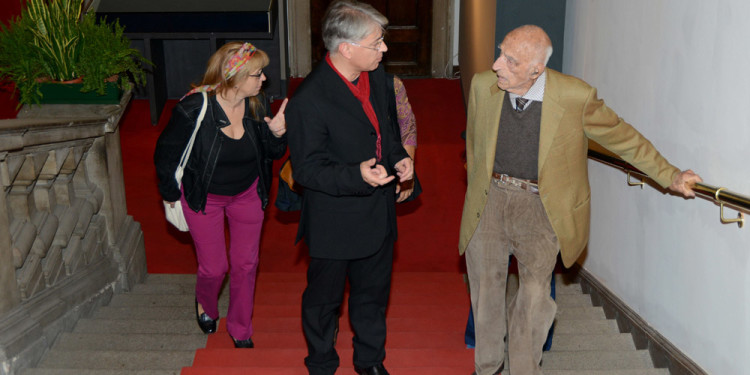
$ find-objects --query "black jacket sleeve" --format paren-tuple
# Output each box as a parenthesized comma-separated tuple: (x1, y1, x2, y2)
(153, 100, 198, 203)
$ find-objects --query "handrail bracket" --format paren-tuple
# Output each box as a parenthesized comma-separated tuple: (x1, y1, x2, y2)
(626, 171, 644, 189)
(715, 187, 745, 228)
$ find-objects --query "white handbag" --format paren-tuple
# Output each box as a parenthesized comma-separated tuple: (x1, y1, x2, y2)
(163, 92, 208, 232)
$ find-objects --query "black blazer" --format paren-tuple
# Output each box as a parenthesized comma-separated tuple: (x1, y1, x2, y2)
(287, 62, 409, 260)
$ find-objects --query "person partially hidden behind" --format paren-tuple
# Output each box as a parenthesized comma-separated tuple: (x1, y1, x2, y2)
(154, 42, 287, 348)
(459, 25, 702, 375)
(391, 75, 418, 202)
(286, 1, 414, 374)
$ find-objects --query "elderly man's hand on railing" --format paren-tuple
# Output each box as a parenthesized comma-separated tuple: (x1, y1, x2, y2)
(669, 169, 703, 198)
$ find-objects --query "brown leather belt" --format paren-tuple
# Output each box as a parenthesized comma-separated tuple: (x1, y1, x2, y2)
(491, 172, 539, 194)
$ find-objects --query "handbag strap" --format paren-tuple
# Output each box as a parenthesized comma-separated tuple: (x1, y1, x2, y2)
(177, 92, 209, 169)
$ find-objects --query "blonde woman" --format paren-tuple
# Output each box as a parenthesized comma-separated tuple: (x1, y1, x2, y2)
(154, 42, 287, 348)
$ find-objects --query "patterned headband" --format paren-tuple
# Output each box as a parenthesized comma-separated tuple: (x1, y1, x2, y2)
(181, 43, 258, 100)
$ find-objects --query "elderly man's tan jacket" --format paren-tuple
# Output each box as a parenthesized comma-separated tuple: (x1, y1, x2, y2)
(458, 69, 680, 267)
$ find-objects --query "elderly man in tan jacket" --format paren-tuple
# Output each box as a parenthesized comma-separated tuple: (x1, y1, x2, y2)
(459, 25, 701, 375)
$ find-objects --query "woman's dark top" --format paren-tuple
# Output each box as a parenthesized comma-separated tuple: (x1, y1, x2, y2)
(209, 131, 259, 196)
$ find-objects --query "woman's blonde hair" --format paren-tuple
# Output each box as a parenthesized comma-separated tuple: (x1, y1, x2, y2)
(197, 42, 270, 120)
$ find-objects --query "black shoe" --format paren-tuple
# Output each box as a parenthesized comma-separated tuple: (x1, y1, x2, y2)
(232, 337, 254, 348)
(354, 364, 389, 375)
(194, 299, 217, 334)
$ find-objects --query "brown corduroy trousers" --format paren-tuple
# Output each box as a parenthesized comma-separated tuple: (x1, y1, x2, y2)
(466, 178, 559, 375)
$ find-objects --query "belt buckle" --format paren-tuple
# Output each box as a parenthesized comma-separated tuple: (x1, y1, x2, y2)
(502, 174, 523, 189)
(506, 174, 538, 194)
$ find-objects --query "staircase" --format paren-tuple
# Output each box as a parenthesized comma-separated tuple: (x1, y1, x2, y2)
(19, 274, 204, 375)
(19, 272, 669, 375)
(504, 274, 669, 375)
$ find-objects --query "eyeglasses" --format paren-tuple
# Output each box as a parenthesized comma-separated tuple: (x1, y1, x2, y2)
(248, 69, 264, 78)
(349, 36, 385, 52)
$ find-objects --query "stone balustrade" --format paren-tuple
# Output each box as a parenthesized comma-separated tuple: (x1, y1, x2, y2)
(0, 92, 146, 375)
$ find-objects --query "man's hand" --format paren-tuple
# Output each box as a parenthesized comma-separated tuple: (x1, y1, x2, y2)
(668, 169, 702, 198)
(394, 157, 414, 183)
(361, 158, 395, 187)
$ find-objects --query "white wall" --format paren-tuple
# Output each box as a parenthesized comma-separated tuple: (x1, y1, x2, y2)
(563, 1, 750, 374)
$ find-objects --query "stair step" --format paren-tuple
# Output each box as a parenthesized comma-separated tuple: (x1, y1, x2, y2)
(130, 282, 196, 295)
(506, 274, 584, 296)
(183, 368, 668, 375)
(53, 332, 206, 351)
(37, 350, 195, 370)
(496, 370, 669, 375)
(95, 303, 470, 323)
(131, 280, 308, 295)
(191, 348, 473, 368)
(555, 306, 607, 320)
(542, 370, 670, 375)
(144, 274, 197, 284)
(22, 370, 178, 375)
(107, 290, 469, 308)
(78, 314, 470, 335)
(93, 304, 309, 320)
(182, 366, 470, 375)
(546, 333, 635, 351)
(553, 283, 583, 295)
(93, 303, 469, 321)
(182, 368, 309, 375)
(74, 318, 199, 335)
(554, 319, 620, 335)
(554, 294, 594, 307)
(205, 330, 469, 350)
(144, 272, 471, 285)
(93, 306, 196, 320)
(92, 305, 297, 320)
(541, 350, 655, 370)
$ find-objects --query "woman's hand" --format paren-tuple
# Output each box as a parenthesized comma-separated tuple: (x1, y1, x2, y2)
(395, 179, 415, 202)
(264, 98, 288, 138)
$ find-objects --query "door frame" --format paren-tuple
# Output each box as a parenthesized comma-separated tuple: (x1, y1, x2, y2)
(287, 0, 455, 78)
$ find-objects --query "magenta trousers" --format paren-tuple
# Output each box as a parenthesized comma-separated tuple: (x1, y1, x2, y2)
(181, 179, 263, 341)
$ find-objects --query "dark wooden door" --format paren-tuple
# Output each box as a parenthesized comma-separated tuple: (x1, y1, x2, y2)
(310, 0, 433, 77)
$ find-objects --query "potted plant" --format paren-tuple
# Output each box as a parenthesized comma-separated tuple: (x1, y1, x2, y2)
(0, 0, 150, 106)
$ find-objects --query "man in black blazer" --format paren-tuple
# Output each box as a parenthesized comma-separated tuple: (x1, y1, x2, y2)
(286, 2, 413, 375)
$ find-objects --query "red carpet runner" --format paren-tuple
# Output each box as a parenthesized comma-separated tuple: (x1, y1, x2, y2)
(118, 78, 471, 373)
(182, 272, 472, 374)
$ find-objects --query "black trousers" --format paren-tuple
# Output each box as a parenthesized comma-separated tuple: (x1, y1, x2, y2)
(302, 236, 394, 375)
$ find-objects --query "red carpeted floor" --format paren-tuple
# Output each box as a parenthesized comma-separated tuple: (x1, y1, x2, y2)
(119, 78, 473, 373)
(119, 78, 468, 275)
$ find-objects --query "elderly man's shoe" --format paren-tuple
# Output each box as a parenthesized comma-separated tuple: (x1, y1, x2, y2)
(194, 299, 217, 334)
(354, 364, 389, 375)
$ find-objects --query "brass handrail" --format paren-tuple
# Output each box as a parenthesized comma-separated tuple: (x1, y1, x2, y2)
(587, 148, 748, 227)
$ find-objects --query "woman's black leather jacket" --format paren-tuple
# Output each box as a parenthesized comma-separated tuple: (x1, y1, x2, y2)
(154, 92, 287, 212)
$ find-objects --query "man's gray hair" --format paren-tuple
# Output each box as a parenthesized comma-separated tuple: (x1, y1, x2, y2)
(542, 45, 553, 66)
(322, 0, 388, 53)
